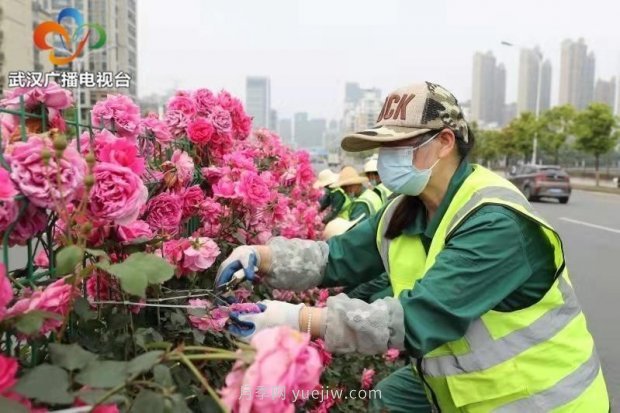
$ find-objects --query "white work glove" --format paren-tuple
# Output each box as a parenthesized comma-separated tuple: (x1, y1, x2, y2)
(228, 300, 304, 341)
(215, 246, 261, 290)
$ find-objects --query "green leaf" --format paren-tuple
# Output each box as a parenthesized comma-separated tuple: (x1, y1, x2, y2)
(56, 245, 84, 275)
(0, 396, 29, 413)
(153, 365, 174, 387)
(130, 390, 165, 413)
(75, 360, 128, 388)
(100, 252, 173, 297)
(127, 351, 164, 376)
(14, 311, 62, 335)
(49, 343, 97, 371)
(166, 393, 192, 413)
(13, 364, 73, 405)
(85, 248, 108, 258)
(135, 328, 164, 351)
(76, 389, 127, 405)
(73, 296, 97, 320)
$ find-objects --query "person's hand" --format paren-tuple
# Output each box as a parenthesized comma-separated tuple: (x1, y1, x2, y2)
(227, 300, 303, 341)
(215, 246, 260, 290)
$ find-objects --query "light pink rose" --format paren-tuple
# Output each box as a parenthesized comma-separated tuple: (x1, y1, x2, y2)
(0, 354, 18, 393)
(164, 110, 189, 137)
(145, 192, 183, 235)
(361, 368, 375, 390)
(8, 135, 86, 209)
(140, 113, 174, 144)
(272, 289, 295, 301)
(6, 203, 47, 247)
(310, 339, 333, 367)
(116, 220, 153, 244)
(209, 106, 232, 134)
(221, 327, 323, 413)
(189, 307, 230, 332)
(182, 237, 220, 272)
(233, 288, 252, 302)
(167, 95, 197, 117)
(171, 149, 194, 186)
(0, 82, 72, 111)
(236, 171, 271, 207)
(0, 263, 14, 319)
(91, 94, 141, 140)
(212, 177, 238, 200)
(383, 348, 400, 362)
(192, 88, 218, 115)
(0, 168, 17, 200)
(187, 117, 215, 146)
(181, 185, 206, 219)
(88, 162, 148, 225)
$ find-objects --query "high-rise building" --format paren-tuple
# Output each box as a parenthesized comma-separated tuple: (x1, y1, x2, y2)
(0, 0, 35, 93)
(245, 76, 271, 129)
(277, 118, 293, 145)
(471, 51, 505, 126)
(517, 48, 552, 115)
(342, 83, 382, 134)
(269, 109, 277, 132)
(293, 112, 326, 149)
(559, 38, 596, 109)
(593, 78, 616, 109)
(345, 82, 363, 104)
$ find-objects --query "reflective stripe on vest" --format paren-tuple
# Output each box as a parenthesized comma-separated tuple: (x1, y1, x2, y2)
(332, 187, 352, 219)
(375, 165, 608, 412)
(354, 189, 383, 216)
(374, 183, 393, 204)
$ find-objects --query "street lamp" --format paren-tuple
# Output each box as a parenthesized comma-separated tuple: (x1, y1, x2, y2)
(502, 41, 543, 165)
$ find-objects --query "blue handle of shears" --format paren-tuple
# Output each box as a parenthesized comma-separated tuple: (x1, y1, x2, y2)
(216, 252, 259, 289)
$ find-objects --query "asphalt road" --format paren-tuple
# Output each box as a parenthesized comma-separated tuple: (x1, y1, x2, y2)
(533, 190, 620, 410)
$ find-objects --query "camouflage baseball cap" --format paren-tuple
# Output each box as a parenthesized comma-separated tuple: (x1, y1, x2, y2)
(341, 82, 469, 152)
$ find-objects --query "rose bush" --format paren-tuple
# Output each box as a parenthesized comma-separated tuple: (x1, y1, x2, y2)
(0, 84, 403, 412)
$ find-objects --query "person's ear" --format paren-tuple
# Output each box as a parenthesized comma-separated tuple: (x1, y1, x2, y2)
(437, 129, 456, 159)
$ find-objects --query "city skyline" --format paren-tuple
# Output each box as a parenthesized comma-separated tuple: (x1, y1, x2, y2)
(137, 0, 620, 120)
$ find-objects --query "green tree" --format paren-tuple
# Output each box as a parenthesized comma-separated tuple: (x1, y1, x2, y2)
(500, 112, 538, 166)
(572, 103, 619, 186)
(538, 105, 576, 165)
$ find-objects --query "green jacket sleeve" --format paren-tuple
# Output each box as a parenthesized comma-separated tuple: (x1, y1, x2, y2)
(399, 205, 557, 358)
(319, 189, 331, 211)
(349, 201, 370, 221)
(323, 191, 346, 223)
(321, 210, 386, 288)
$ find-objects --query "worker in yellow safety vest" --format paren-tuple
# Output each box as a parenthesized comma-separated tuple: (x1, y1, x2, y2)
(364, 154, 393, 204)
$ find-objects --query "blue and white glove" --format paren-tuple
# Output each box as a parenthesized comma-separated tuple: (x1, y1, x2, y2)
(215, 246, 261, 290)
(228, 300, 304, 341)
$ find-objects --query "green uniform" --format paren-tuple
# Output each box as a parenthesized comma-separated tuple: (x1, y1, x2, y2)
(349, 188, 383, 221)
(373, 182, 393, 204)
(322, 187, 350, 223)
(318, 187, 331, 211)
(322, 160, 607, 412)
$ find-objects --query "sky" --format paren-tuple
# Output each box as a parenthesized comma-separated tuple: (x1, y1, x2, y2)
(137, 0, 620, 120)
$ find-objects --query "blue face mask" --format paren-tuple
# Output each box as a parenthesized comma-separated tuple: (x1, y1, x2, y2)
(377, 133, 440, 196)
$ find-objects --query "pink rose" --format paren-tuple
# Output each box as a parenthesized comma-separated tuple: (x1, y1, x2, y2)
(310, 339, 333, 367)
(6, 203, 47, 247)
(212, 177, 238, 200)
(140, 113, 174, 144)
(91, 94, 141, 140)
(221, 327, 323, 413)
(272, 289, 295, 301)
(88, 162, 148, 225)
(383, 348, 400, 362)
(187, 117, 215, 146)
(167, 95, 197, 116)
(86, 272, 121, 303)
(189, 307, 230, 332)
(182, 237, 220, 272)
(34, 250, 49, 268)
(209, 106, 232, 134)
(171, 149, 194, 186)
(164, 110, 189, 137)
(181, 185, 206, 219)
(116, 220, 153, 244)
(0, 199, 19, 234)
(0, 354, 18, 393)
(0, 263, 14, 318)
(145, 192, 183, 235)
(98, 137, 145, 176)
(361, 368, 375, 390)
(233, 288, 252, 302)
(236, 171, 271, 207)
(192, 88, 218, 115)
(8, 135, 86, 209)
(161, 238, 190, 274)
(0, 168, 17, 200)
(7, 278, 78, 335)
(0, 82, 72, 111)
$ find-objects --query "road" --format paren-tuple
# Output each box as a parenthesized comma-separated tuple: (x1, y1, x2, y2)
(534, 190, 620, 409)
